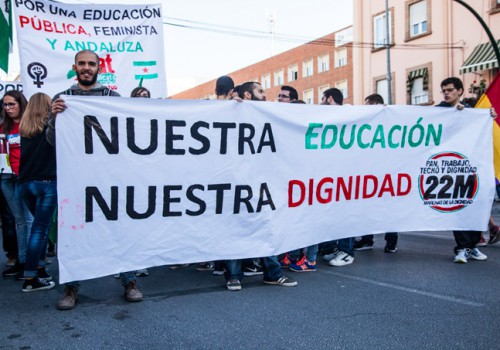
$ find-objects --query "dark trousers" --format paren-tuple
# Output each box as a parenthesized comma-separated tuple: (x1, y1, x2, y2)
(453, 230, 481, 253)
(0, 190, 18, 259)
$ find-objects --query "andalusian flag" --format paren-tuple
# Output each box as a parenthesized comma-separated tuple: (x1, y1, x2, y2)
(476, 72, 500, 179)
(0, 0, 12, 73)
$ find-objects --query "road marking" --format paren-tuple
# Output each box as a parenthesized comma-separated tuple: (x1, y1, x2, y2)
(324, 270, 484, 307)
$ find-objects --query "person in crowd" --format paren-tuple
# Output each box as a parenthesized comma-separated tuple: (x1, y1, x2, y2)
(278, 86, 298, 103)
(230, 85, 241, 100)
(49, 50, 143, 309)
(435, 77, 487, 263)
(320, 88, 355, 266)
(353, 94, 398, 253)
(224, 81, 297, 290)
(215, 75, 234, 100)
(1, 91, 35, 278)
(17, 92, 56, 292)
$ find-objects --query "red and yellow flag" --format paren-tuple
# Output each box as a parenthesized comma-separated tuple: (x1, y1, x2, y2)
(476, 72, 500, 180)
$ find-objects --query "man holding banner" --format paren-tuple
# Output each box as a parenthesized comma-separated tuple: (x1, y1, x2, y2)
(435, 77, 487, 264)
(49, 50, 143, 310)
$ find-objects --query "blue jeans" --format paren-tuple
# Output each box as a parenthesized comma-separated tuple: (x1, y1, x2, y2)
(19, 180, 57, 278)
(338, 237, 354, 256)
(1, 176, 34, 264)
(289, 244, 318, 262)
(225, 256, 282, 282)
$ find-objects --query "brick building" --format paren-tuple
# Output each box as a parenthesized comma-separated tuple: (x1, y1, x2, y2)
(170, 26, 354, 105)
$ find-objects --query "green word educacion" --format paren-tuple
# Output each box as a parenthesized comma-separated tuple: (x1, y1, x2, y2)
(305, 117, 442, 150)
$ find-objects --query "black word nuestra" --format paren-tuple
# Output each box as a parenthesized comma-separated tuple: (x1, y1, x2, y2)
(85, 183, 276, 222)
(84, 115, 276, 155)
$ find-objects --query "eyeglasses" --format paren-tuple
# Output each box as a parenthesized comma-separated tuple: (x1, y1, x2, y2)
(441, 88, 456, 94)
(2, 102, 18, 109)
(136, 94, 149, 98)
(278, 94, 290, 99)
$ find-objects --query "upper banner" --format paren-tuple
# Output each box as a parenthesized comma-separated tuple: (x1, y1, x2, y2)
(56, 97, 494, 283)
(13, 0, 166, 98)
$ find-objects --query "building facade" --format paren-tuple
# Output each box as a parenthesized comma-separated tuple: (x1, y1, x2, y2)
(353, 0, 500, 106)
(170, 27, 354, 105)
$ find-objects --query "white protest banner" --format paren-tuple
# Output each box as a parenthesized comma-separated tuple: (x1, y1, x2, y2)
(56, 97, 494, 283)
(13, 0, 166, 98)
(0, 80, 23, 93)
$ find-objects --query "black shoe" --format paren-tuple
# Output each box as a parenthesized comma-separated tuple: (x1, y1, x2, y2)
(243, 261, 263, 276)
(384, 241, 398, 253)
(22, 278, 55, 292)
(354, 238, 374, 251)
(37, 267, 52, 281)
(2, 263, 24, 277)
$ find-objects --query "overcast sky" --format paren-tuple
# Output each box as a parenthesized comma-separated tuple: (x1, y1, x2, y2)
(3, 0, 353, 95)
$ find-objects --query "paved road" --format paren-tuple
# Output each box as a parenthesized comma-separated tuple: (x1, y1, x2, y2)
(1, 204, 500, 349)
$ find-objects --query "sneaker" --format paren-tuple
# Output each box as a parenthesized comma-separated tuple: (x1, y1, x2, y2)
(289, 257, 317, 272)
(279, 254, 292, 268)
(477, 234, 487, 247)
(124, 281, 143, 302)
(323, 248, 340, 262)
(328, 251, 354, 267)
(6, 257, 16, 267)
(2, 262, 24, 277)
(212, 264, 225, 276)
(37, 267, 52, 281)
(243, 261, 263, 276)
(489, 225, 500, 245)
(196, 262, 214, 271)
(57, 286, 78, 310)
(21, 278, 55, 292)
(354, 238, 374, 251)
(384, 241, 398, 253)
(263, 275, 298, 287)
(168, 263, 189, 270)
(136, 269, 149, 277)
(454, 249, 469, 263)
(226, 279, 242, 291)
(46, 250, 56, 258)
(469, 248, 487, 261)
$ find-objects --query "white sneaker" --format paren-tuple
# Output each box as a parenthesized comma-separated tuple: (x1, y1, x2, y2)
(328, 251, 354, 267)
(453, 249, 468, 263)
(469, 248, 487, 261)
(323, 249, 340, 262)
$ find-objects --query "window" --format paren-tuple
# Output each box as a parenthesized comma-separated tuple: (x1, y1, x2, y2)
(335, 27, 353, 47)
(335, 48, 347, 68)
(274, 69, 284, 86)
(376, 79, 389, 104)
(410, 78, 429, 105)
(303, 89, 314, 104)
(261, 74, 271, 89)
(318, 54, 330, 73)
(335, 80, 348, 99)
(373, 12, 392, 48)
(302, 59, 313, 78)
(288, 64, 298, 82)
(410, 1, 427, 37)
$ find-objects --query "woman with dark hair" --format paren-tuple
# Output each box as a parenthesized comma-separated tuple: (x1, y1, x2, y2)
(1, 91, 34, 278)
(130, 87, 151, 98)
(18, 92, 56, 292)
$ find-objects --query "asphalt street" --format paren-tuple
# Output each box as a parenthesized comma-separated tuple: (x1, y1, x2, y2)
(1, 204, 500, 349)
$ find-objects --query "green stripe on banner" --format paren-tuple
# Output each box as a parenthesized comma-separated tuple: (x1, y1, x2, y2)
(135, 74, 159, 80)
(133, 61, 157, 67)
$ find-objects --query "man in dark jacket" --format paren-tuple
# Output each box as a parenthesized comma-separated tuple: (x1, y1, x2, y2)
(49, 50, 143, 310)
(436, 77, 487, 264)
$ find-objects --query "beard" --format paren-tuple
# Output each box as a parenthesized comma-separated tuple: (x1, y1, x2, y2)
(77, 71, 98, 86)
